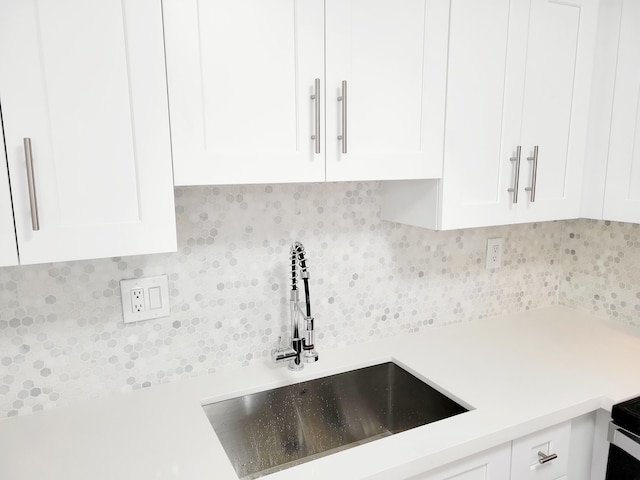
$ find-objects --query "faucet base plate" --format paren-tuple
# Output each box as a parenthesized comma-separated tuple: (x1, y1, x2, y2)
(287, 360, 304, 371)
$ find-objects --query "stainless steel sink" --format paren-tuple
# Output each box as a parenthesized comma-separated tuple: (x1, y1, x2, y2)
(202, 362, 469, 479)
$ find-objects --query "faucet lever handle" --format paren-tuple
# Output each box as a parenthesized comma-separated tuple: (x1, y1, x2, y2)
(272, 335, 298, 363)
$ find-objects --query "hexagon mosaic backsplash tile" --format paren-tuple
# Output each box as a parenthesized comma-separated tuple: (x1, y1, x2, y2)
(559, 218, 640, 326)
(0, 181, 618, 419)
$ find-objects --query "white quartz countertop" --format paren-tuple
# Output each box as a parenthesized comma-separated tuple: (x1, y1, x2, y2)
(1, 306, 640, 480)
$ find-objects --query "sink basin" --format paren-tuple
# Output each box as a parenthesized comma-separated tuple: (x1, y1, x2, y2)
(202, 362, 469, 479)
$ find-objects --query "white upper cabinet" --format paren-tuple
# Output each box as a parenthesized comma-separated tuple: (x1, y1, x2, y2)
(164, 0, 326, 186)
(382, 0, 598, 230)
(0, 0, 177, 265)
(425, 0, 525, 229)
(164, 0, 449, 186)
(0, 143, 18, 268)
(325, 0, 449, 182)
(602, 0, 640, 223)
(516, 0, 597, 223)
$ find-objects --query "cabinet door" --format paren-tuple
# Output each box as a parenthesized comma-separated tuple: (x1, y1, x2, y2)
(164, 0, 325, 186)
(0, 0, 176, 265)
(0, 142, 18, 267)
(603, 0, 640, 223)
(325, 0, 449, 182)
(437, 0, 529, 229)
(407, 443, 511, 480)
(516, 0, 598, 223)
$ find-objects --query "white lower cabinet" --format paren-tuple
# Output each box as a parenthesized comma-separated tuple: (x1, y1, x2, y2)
(408, 444, 511, 480)
(405, 415, 595, 480)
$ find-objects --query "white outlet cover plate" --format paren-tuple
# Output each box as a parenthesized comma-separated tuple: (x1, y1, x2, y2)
(486, 238, 503, 269)
(120, 275, 170, 324)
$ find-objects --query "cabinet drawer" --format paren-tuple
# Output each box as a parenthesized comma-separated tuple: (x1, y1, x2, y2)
(510, 421, 571, 480)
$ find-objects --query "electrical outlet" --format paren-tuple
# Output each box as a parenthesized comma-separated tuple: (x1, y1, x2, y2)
(131, 288, 145, 313)
(120, 275, 170, 324)
(486, 238, 503, 269)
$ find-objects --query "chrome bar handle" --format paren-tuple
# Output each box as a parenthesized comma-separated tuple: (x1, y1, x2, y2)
(310, 78, 321, 154)
(337, 80, 347, 154)
(23, 138, 40, 231)
(537, 451, 558, 464)
(507, 146, 522, 204)
(524, 145, 539, 203)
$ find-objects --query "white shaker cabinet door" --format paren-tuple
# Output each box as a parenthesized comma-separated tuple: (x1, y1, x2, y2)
(164, 0, 326, 186)
(437, 0, 528, 229)
(516, 0, 598, 223)
(0, 0, 177, 265)
(0, 144, 18, 267)
(603, 0, 640, 223)
(325, 0, 449, 182)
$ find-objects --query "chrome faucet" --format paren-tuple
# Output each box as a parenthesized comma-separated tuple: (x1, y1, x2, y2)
(272, 242, 319, 371)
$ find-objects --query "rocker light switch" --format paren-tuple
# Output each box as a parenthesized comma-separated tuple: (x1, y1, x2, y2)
(148, 286, 162, 310)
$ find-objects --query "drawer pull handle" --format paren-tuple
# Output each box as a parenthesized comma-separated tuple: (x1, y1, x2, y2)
(537, 451, 557, 464)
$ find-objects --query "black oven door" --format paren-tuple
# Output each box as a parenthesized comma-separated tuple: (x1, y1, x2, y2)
(606, 423, 640, 480)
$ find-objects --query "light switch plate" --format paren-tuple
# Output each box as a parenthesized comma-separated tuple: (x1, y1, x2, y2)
(120, 275, 170, 324)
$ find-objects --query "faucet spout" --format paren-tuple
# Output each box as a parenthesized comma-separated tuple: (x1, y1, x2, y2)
(272, 242, 319, 370)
